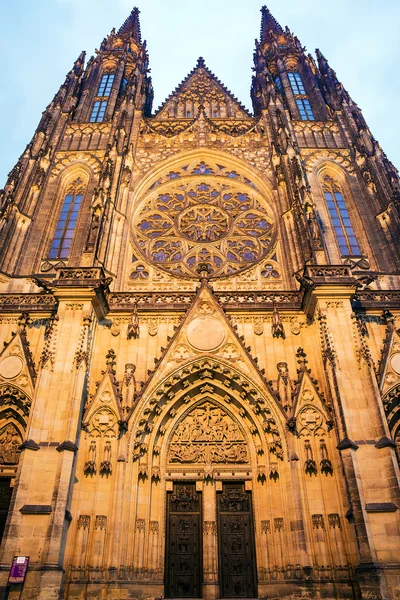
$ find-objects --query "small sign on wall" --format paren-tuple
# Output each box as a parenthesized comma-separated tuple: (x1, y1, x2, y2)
(8, 556, 29, 584)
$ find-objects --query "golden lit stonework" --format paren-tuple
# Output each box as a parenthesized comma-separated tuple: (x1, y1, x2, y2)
(133, 163, 275, 278)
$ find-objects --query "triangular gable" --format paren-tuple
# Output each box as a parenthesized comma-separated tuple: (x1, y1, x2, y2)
(0, 323, 36, 399)
(154, 57, 252, 120)
(83, 351, 123, 438)
(293, 369, 330, 436)
(137, 282, 281, 413)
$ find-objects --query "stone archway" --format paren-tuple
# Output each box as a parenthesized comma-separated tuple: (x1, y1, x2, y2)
(163, 396, 259, 600)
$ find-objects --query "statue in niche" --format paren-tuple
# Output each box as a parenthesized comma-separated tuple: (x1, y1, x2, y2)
(100, 441, 112, 476)
(84, 440, 97, 476)
(304, 439, 317, 476)
(276, 362, 294, 412)
(127, 303, 140, 340)
(319, 438, 333, 475)
(271, 302, 285, 339)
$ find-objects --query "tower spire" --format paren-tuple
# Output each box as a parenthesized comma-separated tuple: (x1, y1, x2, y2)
(117, 7, 142, 42)
(260, 5, 284, 42)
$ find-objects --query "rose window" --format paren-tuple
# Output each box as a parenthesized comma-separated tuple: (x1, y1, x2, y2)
(133, 178, 275, 278)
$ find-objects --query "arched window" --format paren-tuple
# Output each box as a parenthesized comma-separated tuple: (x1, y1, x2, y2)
(90, 72, 115, 123)
(49, 178, 85, 259)
(322, 175, 360, 256)
(287, 71, 315, 121)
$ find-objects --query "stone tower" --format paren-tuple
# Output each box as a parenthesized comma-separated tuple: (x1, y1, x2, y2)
(0, 6, 399, 600)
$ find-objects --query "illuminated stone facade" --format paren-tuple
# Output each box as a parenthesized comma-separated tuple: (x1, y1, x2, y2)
(0, 6, 399, 600)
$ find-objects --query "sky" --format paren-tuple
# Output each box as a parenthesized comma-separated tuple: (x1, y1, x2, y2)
(0, 0, 399, 185)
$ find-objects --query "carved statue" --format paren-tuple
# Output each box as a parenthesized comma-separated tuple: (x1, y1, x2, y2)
(100, 440, 112, 476)
(84, 440, 97, 476)
(304, 439, 317, 475)
(277, 362, 294, 412)
(127, 303, 140, 340)
(168, 402, 248, 464)
(271, 302, 285, 339)
(319, 438, 333, 475)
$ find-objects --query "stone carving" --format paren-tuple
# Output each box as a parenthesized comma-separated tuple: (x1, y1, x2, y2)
(168, 401, 248, 464)
(132, 178, 275, 279)
(100, 441, 112, 477)
(87, 408, 118, 438)
(78, 515, 90, 530)
(271, 302, 285, 339)
(84, 440, 97, 476)
(261, 520, 271, 534)
(0, 424, 21, 464)
(276, 362, 294, 412)
(274, 518, 284, 532)
(319, 438, 333, 475)
(298, 407, 323, 434)
(127, 303, 140, 339)
(312, 514, 325, 530)
(95, 515, 107, 530)
(203, 521, 217, 536)
(328, 514, 341, 529)
(304, 439, 317, 476)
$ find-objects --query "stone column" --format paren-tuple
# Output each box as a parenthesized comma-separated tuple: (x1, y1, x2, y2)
(304, 269, 400, 599)
(202, 480, 219, 600)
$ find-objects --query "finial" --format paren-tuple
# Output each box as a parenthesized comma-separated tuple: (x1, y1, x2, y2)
(196, 57, 206, 68)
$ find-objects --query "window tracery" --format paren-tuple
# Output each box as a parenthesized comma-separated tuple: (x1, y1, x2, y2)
(49, 178, 85, 260)
(322, 175, 360, 256)
(133, 175, 275, 279)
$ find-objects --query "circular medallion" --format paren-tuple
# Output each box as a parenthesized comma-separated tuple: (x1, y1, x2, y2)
(0, 356, 23, 380)
(133, 176, 275, 279)
(186, 317, 225, 351)
(390, 352, 400, 375)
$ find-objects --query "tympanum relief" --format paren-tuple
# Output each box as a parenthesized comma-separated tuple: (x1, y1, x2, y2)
(168, 401, 249, 464)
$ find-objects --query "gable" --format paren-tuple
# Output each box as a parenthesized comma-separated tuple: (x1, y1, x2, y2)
(155, 59, 251, 120)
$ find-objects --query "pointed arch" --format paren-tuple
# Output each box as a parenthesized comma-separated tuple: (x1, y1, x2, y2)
(129, 356, 287, 480)
(0, 383, 31, 467)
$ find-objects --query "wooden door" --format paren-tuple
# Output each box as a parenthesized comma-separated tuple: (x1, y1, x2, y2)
(0, 479, 12, 544)
(217, 482, 257, 598)
(165, 483, 202, 598)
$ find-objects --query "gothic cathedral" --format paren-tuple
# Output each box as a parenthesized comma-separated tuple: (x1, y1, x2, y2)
(0, 6, 399, 600)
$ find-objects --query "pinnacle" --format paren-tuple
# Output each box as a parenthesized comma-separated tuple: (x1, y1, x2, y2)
(117, 6, 142, 42)
(260, 5, 284, 41)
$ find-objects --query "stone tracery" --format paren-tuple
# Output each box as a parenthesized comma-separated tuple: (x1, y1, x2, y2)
(133, 176, 275, 278)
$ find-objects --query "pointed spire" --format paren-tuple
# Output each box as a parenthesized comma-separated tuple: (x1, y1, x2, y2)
(117, 7, 142, 42)
(260, 5, 284, 42)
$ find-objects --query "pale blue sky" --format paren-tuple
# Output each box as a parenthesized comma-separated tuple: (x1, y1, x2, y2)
(0, 0, 399, 185)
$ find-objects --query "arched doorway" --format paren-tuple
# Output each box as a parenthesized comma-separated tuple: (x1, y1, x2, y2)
(164, 398, 258, 598)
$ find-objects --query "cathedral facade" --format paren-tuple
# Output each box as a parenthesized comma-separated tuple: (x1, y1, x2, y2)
(0, 6, 399, 599)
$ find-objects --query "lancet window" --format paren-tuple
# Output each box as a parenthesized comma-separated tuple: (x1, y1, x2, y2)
(89, 72, 115, 122)
(322, 175, 360, 256)
(49, 178, 85, 259)
(288, 71, 315, 121)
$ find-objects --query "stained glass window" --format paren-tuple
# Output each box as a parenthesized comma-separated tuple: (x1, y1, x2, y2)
(288, 72, 306, 95)
(296, 99, 315, 121)
(98, 73, 114, 97)
(49, 179, 84, 259)
(89, 72, 115, 123)
(288, 71, 315, 121)
(90, 101, 108, 123)
(133, 178, 275, 279)
(323, 176, 360, 256)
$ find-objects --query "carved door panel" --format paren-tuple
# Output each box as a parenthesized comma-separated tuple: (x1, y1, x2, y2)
(0, 479, 12, 543)
(165, 483, 202, 598)
(217, 482, 257, 598)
